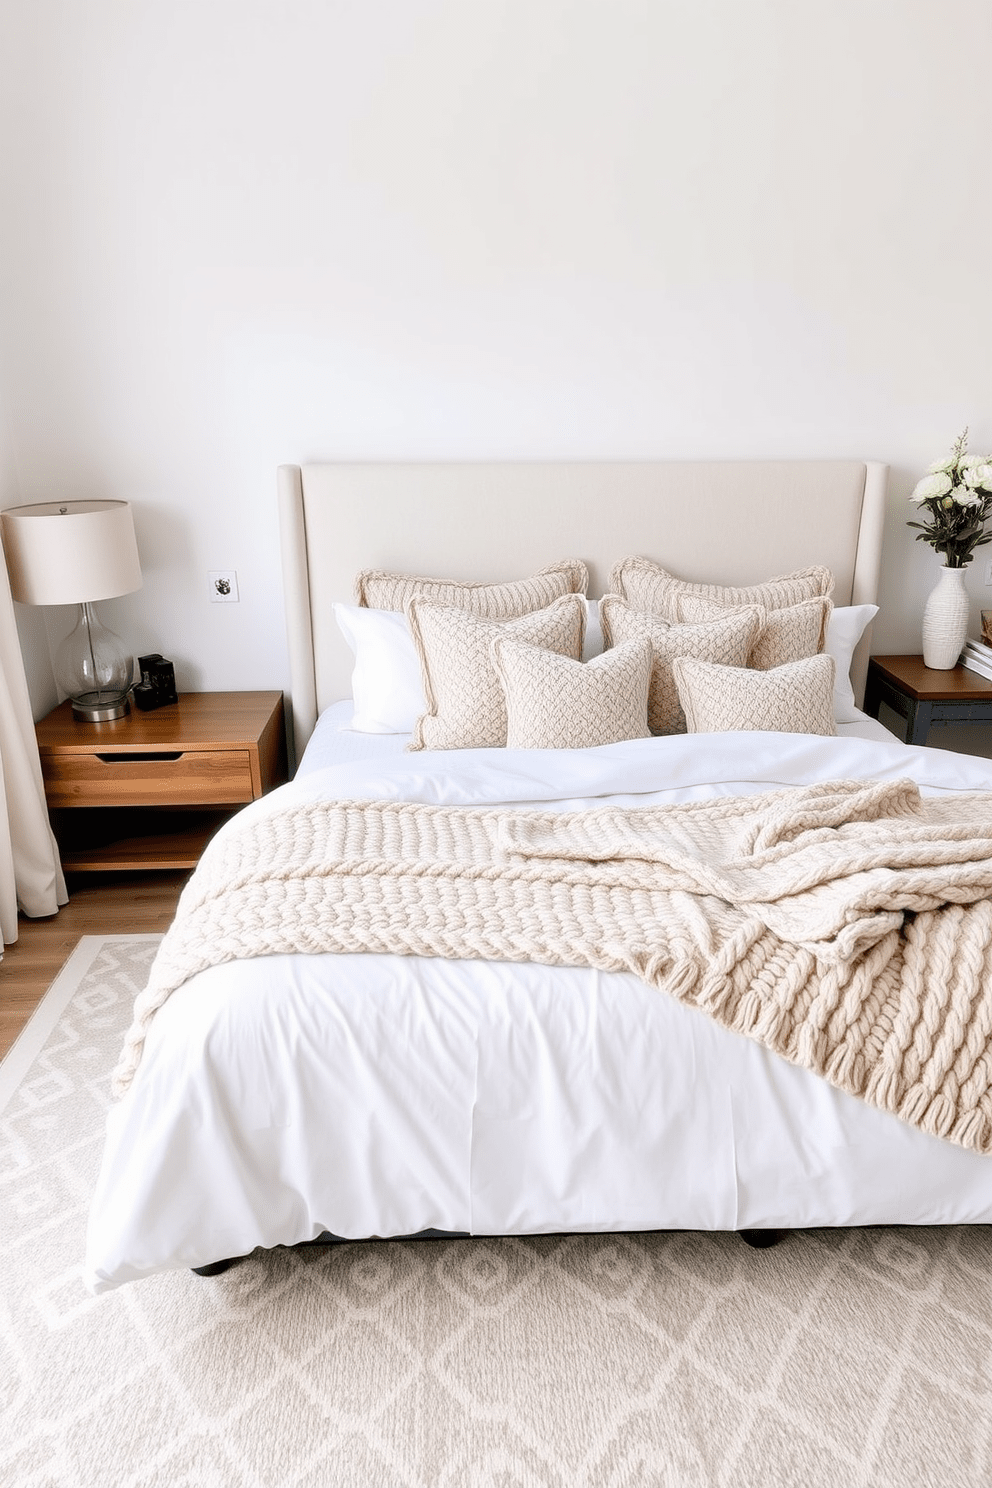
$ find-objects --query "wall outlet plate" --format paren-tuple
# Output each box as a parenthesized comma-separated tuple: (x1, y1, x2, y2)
(984, 560, 992, 586)
(209, 570, 239, 603)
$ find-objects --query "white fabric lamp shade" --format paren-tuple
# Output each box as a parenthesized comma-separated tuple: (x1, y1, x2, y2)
(1, 500, 142, 606)
(2, 499, 143, 721)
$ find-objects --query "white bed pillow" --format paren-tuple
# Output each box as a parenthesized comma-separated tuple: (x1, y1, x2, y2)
(673, 653, 837, 736)
(333, 603, 425, 734)
(826, 604, 878, 722)
(583, 599, 604, 661)
(491, 634, 651, 749)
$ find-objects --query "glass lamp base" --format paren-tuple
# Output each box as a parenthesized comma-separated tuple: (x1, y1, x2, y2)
(71, 692, 131, 722)
(56, 602, 135, 722)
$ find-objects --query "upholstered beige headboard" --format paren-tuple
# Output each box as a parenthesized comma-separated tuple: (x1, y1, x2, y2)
(278, 460, 887, 763)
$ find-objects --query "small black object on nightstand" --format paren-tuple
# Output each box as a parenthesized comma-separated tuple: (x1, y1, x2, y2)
(133, 653, 178, 711)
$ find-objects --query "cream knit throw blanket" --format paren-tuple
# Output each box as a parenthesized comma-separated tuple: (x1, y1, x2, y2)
(113, 777, 992, 1154)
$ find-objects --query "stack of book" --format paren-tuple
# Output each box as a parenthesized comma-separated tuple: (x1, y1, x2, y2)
(960, 636, 992, 681)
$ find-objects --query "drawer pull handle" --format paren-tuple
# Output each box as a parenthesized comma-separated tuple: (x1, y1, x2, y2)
(95, 752, 184, 763)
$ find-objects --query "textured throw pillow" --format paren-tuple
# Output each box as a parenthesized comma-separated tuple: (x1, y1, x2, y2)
(407, 592, 586, 750)
(608, 557, 834, 621)
(826, 604, 878, 722)
(600, 595, 761, 735)
(333, 603, 426, 733)
(675, 593, 833, 671)
(491, 635, 652, 750)
(673, 653, 837, 736)
(355, 559, 588, 615)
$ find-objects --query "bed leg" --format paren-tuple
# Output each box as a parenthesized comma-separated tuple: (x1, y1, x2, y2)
(191, 1257, 240, 1276)
(737, 1229, 787, 1249)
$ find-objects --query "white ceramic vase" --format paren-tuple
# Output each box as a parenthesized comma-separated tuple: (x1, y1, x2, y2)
(922, 564, 969, 669)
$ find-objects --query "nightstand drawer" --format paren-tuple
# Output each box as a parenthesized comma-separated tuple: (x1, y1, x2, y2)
(43, 750, 256, 807)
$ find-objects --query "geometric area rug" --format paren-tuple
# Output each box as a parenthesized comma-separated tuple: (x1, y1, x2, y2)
(3, 938, 992, 1487)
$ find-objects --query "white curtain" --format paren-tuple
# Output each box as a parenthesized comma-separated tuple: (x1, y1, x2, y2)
(0, 558, 66, 946)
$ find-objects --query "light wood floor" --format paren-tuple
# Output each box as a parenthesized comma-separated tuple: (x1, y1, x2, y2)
(0, 871, 187, 1059)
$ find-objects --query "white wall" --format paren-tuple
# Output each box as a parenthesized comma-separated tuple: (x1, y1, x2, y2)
(1, 2, 991, 741)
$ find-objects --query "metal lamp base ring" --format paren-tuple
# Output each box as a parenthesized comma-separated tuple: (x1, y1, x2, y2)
(71, 695, 131, 723)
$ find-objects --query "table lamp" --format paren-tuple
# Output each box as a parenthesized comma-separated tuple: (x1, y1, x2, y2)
(1, 499, 143, 721)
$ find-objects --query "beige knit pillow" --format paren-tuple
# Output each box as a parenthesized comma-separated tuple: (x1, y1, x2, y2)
(608, 557, 834, 621)
(599, 596, 761, 735)
(356, 558, 588, 616)
(673, 653, 837, 736)
(407, 592, 586, 750)
(491, 635, 652, 750)
(675, 593, 833, 670)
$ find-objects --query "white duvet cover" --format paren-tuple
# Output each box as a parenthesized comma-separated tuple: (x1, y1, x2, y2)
(86, 715, 992, 1291)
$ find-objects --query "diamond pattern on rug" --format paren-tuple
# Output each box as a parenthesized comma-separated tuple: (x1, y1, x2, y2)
(3, 935, 992, 1486)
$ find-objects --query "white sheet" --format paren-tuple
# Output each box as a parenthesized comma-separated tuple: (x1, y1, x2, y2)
(296, 698, 903, 773)
(86, 722, 992, 1292)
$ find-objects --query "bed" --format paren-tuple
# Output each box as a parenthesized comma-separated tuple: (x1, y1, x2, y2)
(85, 459, 992, 1293)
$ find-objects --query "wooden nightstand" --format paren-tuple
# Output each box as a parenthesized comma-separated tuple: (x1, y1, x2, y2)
(35, 691, 287, 872)
(863, 655, 992, 746)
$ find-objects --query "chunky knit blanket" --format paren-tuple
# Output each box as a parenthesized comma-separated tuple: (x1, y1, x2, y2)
(113, 777, 992, 1154)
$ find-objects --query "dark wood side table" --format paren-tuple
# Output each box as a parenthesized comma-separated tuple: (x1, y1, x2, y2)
(863, 655, 992, 747)
(35, 690, 287, 871)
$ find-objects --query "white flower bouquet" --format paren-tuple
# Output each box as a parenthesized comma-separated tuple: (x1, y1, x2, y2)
(908, 429, 992, 568)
